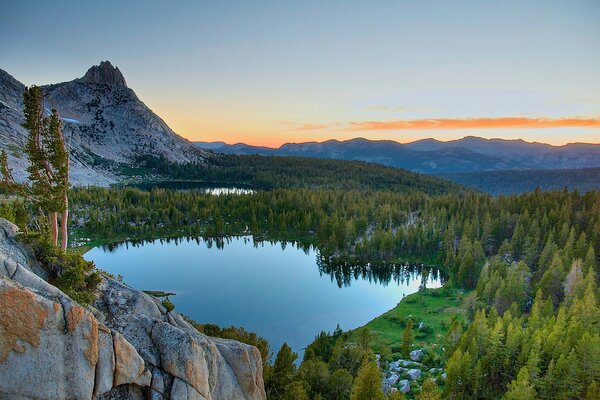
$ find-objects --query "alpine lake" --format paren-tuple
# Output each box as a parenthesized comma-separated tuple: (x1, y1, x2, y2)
(85, 185, 443, 356)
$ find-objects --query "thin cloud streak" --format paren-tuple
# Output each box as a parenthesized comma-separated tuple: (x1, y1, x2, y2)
(292, 123, 331, 131)
(345, 117, 600, 131)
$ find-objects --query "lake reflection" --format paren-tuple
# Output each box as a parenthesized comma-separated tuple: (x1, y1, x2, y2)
(124, 180, 256, 194)
(85, 236, 443, 356)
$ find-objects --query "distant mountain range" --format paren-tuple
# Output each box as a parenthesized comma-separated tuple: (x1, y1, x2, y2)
(2, 62, 598, 191)
(438, 167, 600, 195)
(1, 61, 207, 185)
(196, 137, 600, 174)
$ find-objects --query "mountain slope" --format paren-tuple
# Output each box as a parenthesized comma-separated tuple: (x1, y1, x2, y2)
(438, 167, 600, 195)
(1, 62, 208, 185)
(197, 137, 600, 173)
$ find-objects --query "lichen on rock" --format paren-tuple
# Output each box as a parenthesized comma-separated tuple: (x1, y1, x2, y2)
(0, 286, 49, 363)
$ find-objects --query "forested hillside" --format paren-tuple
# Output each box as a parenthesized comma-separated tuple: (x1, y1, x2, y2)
(133, 154, 463, 194)
(439, 167, 600, 195)
(61, 187, 600, 399)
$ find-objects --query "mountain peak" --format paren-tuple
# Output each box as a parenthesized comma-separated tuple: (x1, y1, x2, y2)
(81, 61, 127, 87)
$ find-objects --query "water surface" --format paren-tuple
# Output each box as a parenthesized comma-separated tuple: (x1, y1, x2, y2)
(124, 181, 256, 194)
(85, 237, 442, 355)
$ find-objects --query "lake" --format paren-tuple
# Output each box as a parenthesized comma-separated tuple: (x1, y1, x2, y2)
(123, 180, 257, 194)
(85, 236, 443, 357)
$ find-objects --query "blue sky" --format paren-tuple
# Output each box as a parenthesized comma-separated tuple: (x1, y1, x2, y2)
(2, 0, 599, 145)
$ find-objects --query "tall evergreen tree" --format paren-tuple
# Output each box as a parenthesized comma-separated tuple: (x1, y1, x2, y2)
(0, 86, 70, 249)
(503, 367, 536, 400)
(266, 343, 298, 400)
(416, 378, 441, 400)
(401, 319, 413, 359)
(349, 359, 385, 400)
(281, 381, 309, 400)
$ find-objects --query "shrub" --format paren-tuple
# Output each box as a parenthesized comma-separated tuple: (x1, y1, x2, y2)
(186, 320, 272, 365)
(0, 200, 29, 230)
(161, 297, 175, 312)
(23, 233, 100, 305)
(387, 314, 407, 326)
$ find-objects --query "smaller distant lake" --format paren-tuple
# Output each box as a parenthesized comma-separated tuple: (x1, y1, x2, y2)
(122, 181, 257, 194)
(85, 237, 444, 356)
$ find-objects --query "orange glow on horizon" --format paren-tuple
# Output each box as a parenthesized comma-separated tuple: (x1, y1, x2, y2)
(169, 115, 600, 148)
(345, 117, 600, 131)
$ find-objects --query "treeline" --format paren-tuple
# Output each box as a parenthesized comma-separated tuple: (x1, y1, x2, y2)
(438, 167, 600, 195)
(70, 187, 600, 290)
(133, 154, 461, 194)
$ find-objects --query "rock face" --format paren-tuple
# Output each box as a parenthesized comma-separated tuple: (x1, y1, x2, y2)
(81, 61, 127, 87)
(0, 219, 266, 400)
(0, 62, 209, 186)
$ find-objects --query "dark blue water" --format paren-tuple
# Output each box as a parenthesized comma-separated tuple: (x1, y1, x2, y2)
(85, 236, 441, 356)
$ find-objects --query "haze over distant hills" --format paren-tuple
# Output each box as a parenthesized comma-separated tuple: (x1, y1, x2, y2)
(2, 62, 598, 193)
(0, 61, 207, 185)
(196, 137, 600, 174)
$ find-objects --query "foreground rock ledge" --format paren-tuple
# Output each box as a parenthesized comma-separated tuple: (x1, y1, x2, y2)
(0, 219, 266, 400)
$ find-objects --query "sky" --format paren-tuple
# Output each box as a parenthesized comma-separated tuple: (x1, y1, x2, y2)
(1, 0, 599, 147)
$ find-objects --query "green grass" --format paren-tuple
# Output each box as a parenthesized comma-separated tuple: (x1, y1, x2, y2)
(350, 287, 469, 354)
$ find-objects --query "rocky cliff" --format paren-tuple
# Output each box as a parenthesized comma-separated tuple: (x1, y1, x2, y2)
(0, 61, 209, 186)
(0, 218, 266, 400)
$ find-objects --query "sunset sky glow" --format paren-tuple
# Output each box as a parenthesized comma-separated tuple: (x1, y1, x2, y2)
(2, 0, 599, 146)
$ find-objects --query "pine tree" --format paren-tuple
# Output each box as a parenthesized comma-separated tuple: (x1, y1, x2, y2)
(416, 378, 441, 400)
(539, 352, 581, 399)
(299, 359, 330, 398)
(401, 319, 413, 359)
(47, 109, 69, 250)
(503, 367, 536, 400)
(328, 368, 353, 400)
(538, 254, 566, 308)
(266, 343, 298, 400)
(282, 381, 309, 400)
(350, 359, 385, 400)
(0, 86, 70, 249)
(359, 328, 372, 350)
(583, 245, 597, 274)
(445, 349, 474, 400)
(444, 319, 463, 353)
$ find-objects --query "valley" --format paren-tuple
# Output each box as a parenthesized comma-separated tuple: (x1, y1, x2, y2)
(1, 60, 599, 399)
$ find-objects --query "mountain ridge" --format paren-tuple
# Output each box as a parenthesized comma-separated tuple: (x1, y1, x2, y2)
(196, 136, 600, 173)
(0, 62, 208, 186)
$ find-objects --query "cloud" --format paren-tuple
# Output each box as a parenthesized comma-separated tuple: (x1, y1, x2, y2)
(345, 117, 600, 131)
(292, 123, 333, 131)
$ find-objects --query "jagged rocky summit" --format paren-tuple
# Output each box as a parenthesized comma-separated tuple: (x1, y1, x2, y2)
(0, 61, 209, 186)
(0, 218, 266, 400)
(80, 61, 128, 87)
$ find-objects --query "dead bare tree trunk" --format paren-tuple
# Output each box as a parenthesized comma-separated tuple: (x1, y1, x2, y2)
(61, 195, 68, 251)
(51, 212, 58, 246)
